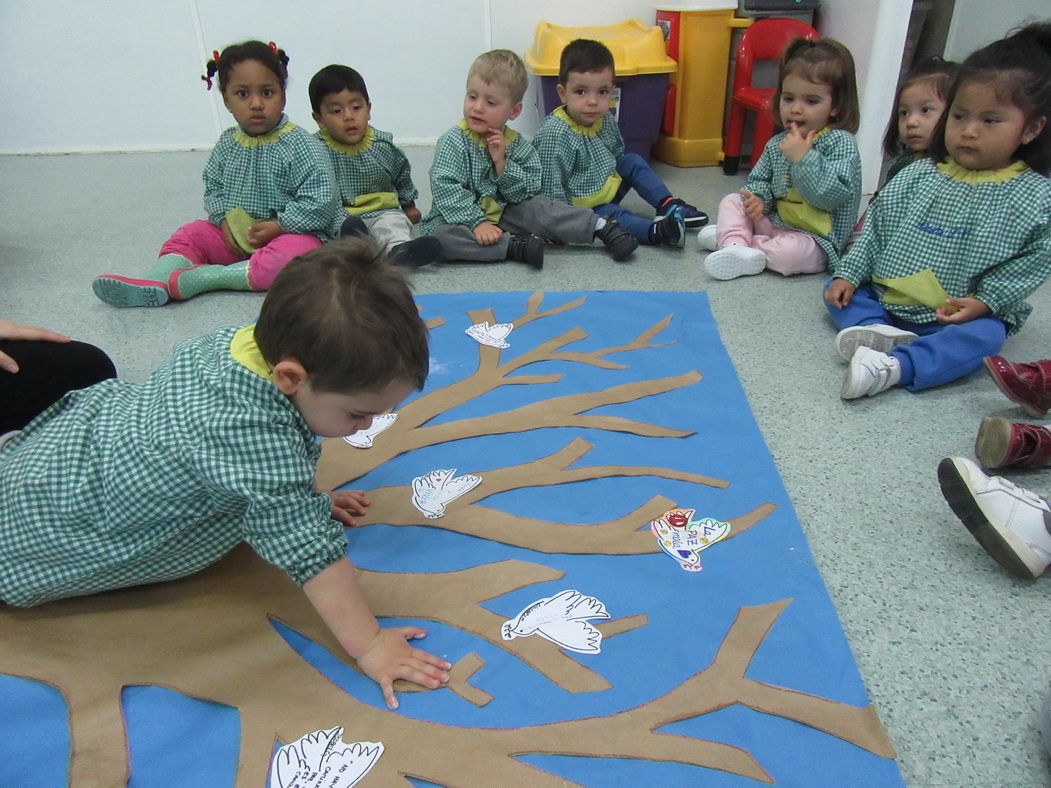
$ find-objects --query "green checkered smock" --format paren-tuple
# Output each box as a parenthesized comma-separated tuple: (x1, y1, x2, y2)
(532, 107, 624, 206)
(746, 128, 862, 270)
(835, 158, 1051, 334)
(204, 114, 339, 241)
(0, 327, 343, 607)
(316, 126, 418, 228)
(419, 120, 541, 234)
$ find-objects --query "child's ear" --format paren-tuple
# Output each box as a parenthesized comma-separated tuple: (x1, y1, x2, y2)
(509, 102, 523, 121)
(556, 83, 567, 104)
(311, 111, 322, 128)
(1022, 115, 1047, 145)
(272, 359, 308, 395)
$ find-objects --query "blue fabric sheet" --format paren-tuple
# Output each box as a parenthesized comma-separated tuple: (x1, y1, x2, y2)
(0, 291, 903, 787)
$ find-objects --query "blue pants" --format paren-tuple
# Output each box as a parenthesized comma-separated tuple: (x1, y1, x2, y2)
(593, 153, 672, 243)
(824, 281, 1007, 391)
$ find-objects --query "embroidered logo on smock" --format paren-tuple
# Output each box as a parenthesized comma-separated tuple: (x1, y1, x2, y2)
(916, 221, 969, 240)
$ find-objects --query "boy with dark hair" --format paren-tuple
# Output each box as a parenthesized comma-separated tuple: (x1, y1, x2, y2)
(533, 38, 708, 248)
(0, 239, 449, 709)
(419, 49, 638, 268)
(309, 64, 441, 267)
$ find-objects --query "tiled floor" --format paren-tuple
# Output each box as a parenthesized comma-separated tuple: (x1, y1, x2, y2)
(1, 147, 1049, 786)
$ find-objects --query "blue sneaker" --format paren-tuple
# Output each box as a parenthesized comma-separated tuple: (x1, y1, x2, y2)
(649, 211, 686, 248)
(661, 197, 709, 229)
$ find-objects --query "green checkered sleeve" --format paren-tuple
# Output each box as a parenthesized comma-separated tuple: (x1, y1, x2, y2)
(497, 134, 542, 205)
(792, 133, 860, 212)
(0, 327, 348, 606)
(533, 116, 572, 204)
(745, 140, 775, 209)
(424, 127, 490, 230)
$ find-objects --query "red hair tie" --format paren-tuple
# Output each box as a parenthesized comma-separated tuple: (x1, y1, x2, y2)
(268, 41, 279, 55)
(212, 49, 221, 63)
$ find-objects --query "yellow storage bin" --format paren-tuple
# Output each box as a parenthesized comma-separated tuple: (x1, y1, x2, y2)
(525, 20, 677, 160)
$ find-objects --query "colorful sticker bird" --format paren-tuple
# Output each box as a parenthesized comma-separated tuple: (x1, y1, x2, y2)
(650, 508, 732, 571)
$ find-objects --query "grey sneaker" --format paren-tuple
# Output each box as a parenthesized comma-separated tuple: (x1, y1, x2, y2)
(835, 324, 918, 361)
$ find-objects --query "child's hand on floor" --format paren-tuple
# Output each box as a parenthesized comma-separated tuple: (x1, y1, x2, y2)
(936, 297, 989, 324)
(403, 205, 422, 224)
(473, 221, 503, 246)
(739, 189, 765, 222)
(779, 126, 816, 163)
(326, 489, 370, 527)
(357, 627, 451, 710)
(824, 278, 856, 308)
(246, 220, 284, 248)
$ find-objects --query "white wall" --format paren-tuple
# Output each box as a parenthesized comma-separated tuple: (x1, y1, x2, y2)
(3, 0, 953, 205)
(944, 0, 1049, 60)
(0, 0, 657, 154)
(818, 0, 912, 198)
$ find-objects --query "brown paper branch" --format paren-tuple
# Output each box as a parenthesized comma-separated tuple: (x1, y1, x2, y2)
(317, 295, 696, 491)
(0, 550, 891, 787)
(365, 558, 647, 695)
(350, 438, 780, 555)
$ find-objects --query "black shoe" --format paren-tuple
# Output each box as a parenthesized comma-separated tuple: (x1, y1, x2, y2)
(648, 212, 686, 248)
(339, 215, 369, 238)
(660, 197, 709, 229)
(506, 234, 544, 270)
(389, 236, 442, 267)
(594, 219, 638, 262)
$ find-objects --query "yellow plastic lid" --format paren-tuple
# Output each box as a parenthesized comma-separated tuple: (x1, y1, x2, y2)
(525, 19, 677, 76)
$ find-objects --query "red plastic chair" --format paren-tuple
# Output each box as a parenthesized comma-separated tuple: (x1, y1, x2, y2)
(722, 18, 819, 175)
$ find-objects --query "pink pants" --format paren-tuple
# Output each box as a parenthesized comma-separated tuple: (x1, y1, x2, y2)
(159, 220, 324, 291)
(715, 193, 827, 276)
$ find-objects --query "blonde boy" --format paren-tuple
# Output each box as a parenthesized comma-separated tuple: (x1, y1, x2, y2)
(419, 49, 637, 266)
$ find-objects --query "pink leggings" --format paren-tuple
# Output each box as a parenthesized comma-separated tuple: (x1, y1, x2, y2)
(159, 220, 324, 291)
(715, 193, 827, 276)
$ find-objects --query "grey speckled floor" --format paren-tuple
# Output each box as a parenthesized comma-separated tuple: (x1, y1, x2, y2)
(2, 148, 1050, 787)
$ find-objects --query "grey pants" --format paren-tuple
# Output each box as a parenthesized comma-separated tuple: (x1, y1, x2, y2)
(432, 196, 598, 262)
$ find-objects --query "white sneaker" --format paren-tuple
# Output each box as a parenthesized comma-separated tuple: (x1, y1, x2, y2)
(696, 224, 719, 252)
(841, 346, 901, 399)
(703, 244, 766, 280)
(835, 324, 918, 360)
(937, 456, 1051, 579)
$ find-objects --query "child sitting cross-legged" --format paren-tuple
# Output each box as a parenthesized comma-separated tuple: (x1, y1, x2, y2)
(1, 240, 450, 710)
(419, 49, 638, 268)
(532, 38, 708, 249)
(309, 64, 441, 267)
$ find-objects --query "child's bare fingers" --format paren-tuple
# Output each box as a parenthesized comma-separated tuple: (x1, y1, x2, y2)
(398, 661, 448, 688)
(411, 648, 452, 672)
(381, 679, 399, 710)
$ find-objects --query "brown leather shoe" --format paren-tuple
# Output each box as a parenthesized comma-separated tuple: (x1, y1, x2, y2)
(975, 416, 1051, 469)
(984, 356, 1051, 418)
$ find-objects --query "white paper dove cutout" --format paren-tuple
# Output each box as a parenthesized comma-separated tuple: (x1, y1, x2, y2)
(465, 321, 514, 348)
(268, 727, 382, 788)
(650, 508, 732, 572)
(501, 589, 610, 654)
(410, 468, 482, 519)
(342, 413, 398, 448)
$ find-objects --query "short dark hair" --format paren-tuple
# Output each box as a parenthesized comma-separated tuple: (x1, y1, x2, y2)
(255, 239, 429, 394)
(308, 64, 370, 113)
(773, 38, 860, 134)
(882, 56, 959, 157)
(202, 40, 289, 95)
(928, 21, 1051, 175)
(559, 39, 615, 86)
